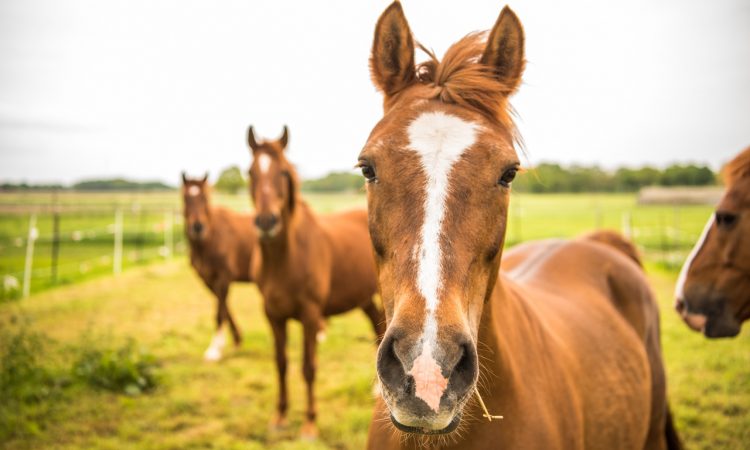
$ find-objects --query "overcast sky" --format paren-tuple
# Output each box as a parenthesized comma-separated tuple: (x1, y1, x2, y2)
(1, 0, 748, 185)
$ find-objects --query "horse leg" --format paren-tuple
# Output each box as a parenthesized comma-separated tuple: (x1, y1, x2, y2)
(204, 281, 228, 361)
(361, 298, 385, 343)
(220, 283, 242, 346)
(269, 319, 289, 430)
(300, 311, 321, 440)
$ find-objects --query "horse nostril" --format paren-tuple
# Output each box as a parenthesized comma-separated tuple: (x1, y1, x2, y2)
(193, 222, 203, 234)
(377, 332, 407, 389)
(446, 341, 478, 399)
(716, 211, 738, 229)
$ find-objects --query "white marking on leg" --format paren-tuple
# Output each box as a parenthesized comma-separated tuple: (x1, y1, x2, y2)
(188, 185, 201, 196)
(675, 214, 715, 301)
(203, 329, 226, 362)
(258, 153, 272, 174)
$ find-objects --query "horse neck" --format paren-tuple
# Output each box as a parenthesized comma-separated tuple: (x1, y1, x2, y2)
(259, 199, 318, 268)
(476, 274, 545, 398)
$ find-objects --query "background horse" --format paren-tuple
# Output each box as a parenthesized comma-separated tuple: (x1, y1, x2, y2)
(675, 146, 750, 338)
(361, 3, 678, 449)
(245, 126, 385, 439)
(182, 173, 256, 361)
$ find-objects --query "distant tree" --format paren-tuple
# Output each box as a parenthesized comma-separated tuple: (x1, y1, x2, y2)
(302, 172, 364, 192)
(660, 164, 715, 186)
(614, 166, 661, 191)
(214, 166, 247, 194)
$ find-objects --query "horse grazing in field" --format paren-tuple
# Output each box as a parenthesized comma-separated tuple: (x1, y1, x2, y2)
(675, 146, 750, 338)
(182, 173, 257, 361)
(245, 126, 385, 439)
(361, 3, 679, 449)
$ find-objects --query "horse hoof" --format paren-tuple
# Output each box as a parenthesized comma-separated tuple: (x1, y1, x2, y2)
(300, 421, 319, 441)
(203, 348, 222, 362)
(269, 414, 288, 432)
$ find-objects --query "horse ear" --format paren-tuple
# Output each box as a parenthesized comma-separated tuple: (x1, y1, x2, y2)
(201, 172, 209, 184)
(247, 126, 259, 152)
(481, 6, 525, 94)
(279, 125, 289, 150)
(181, 171, 188, 185)
(370, 1, 416, 98)
(283, 170, 297, 214)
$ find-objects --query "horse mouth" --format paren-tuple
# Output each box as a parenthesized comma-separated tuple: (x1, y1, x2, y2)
(256, 226, 281, 240)
(389, 413, 461, 435)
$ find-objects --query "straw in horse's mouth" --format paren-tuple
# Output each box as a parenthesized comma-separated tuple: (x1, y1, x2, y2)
(389, 413, 461, 435)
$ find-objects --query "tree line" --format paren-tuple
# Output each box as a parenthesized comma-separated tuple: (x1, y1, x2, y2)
(511, 163, 716, 193)
(1, 163, 717, 194)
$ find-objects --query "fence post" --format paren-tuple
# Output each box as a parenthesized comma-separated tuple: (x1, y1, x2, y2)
(621, 211, 632, 239)
(164, 209, 173, 258)
(22, 214, 38, 298)
(51, 209, 60, 284)
(513, 192, 522, 244)
(113, 208, 123, 275)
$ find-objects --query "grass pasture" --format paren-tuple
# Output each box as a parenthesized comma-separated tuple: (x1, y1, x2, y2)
(1, 192, 748, 449)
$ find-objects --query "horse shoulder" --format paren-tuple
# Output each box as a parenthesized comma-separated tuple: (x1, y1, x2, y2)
(499, 243, 654, 447)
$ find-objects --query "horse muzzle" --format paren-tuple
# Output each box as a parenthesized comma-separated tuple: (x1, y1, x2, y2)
(676, 294, 741, 338)
(376, 329, 478, 434)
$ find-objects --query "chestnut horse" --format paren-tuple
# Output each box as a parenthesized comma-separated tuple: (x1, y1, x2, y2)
(245, 126, 385, 438)
(675, 146, 750, 338)
(182, 173, 256, 361)
(361, 3, 678, 449)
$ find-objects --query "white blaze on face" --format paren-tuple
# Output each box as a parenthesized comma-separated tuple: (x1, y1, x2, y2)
(406, 111, 478, 408)
(258, 153, 272, 174)
(675, 213, 715, 302)
(188, 185, 201, 197)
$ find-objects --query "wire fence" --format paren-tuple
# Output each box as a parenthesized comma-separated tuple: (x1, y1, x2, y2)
(1, 203, 186, 301)
(0, 191, 715, 301)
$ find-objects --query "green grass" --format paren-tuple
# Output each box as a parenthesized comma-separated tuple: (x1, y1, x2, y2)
(1, 191, 746, 449)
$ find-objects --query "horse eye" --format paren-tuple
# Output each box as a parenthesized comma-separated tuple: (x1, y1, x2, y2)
(360, 163, 377, 182)
(499, 168, 518, 188)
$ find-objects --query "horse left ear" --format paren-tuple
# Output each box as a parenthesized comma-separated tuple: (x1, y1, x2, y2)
(201, 173, 209, 184)
(481, 6, 525, 94)
(279, 125, 289, 150)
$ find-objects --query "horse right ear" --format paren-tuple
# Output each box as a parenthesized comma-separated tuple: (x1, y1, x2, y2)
(181, 172, 188, 184)
(481, 6, 526, 95)
(247, 126, 259, 152)
(370, 1, 416, 99)
(278, 125, 289, 150)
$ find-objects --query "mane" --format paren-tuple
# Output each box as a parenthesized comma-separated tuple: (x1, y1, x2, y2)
(415, 32, 521, 135)
(722, 146, 750, 186)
